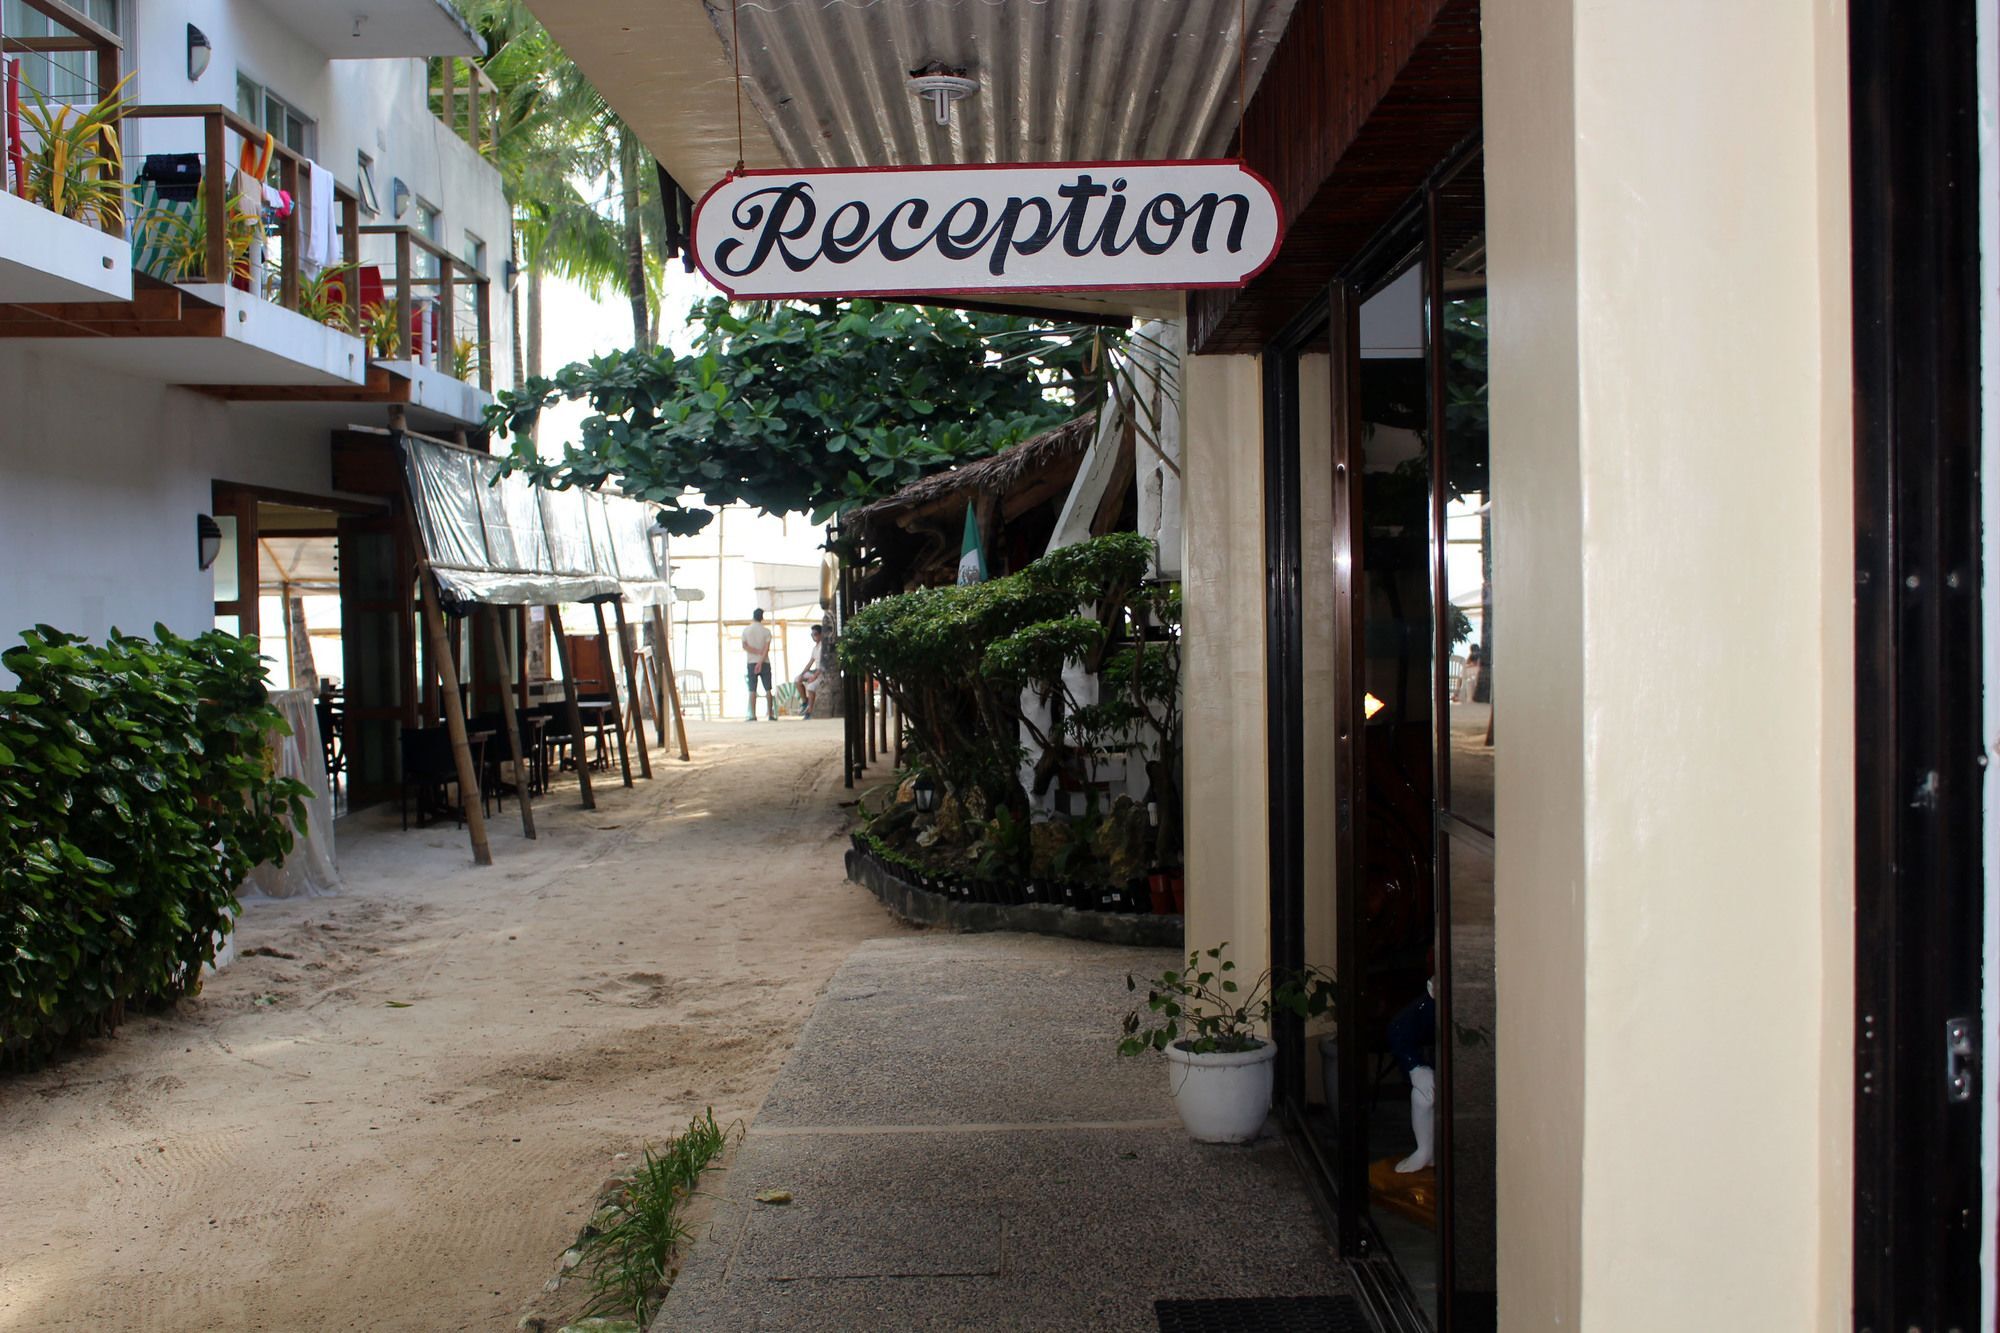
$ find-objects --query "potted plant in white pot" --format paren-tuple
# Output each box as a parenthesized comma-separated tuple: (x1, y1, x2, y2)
(1119, 945, 1336, 1143)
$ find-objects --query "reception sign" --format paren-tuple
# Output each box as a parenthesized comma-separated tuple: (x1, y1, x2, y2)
(692, 160, 1283, 299)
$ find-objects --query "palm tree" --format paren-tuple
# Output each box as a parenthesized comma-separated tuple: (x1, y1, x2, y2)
(456, 0, 673, 389)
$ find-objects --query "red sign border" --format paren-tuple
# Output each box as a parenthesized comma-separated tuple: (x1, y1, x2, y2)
(690, 157, 1286, 302)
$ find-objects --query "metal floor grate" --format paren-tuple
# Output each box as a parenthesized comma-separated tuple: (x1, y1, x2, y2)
(1155, 1295, 1375, 1333)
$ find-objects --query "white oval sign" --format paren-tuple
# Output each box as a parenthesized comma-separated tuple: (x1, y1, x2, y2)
(693, 160, 1283, 299)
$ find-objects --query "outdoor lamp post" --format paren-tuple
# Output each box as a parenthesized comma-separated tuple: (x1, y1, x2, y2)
(913, 775, 938, 813)
(197, 514, 223, 571)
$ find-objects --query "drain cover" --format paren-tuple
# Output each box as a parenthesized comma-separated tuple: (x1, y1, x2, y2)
(1155, 1296, 1374, 1333)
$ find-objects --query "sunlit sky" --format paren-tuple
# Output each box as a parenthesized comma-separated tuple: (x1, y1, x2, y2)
(533, 263, 718, 459)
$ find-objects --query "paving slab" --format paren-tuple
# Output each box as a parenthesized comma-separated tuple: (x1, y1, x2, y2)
(656, 934, 1354, 1332)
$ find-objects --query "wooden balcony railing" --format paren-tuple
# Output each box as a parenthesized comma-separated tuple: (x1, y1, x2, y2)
(429, 56, 498, 157)
(120, 104, 362, 324)
(2, 0, 124, 232)
(358, 223, 493, 392)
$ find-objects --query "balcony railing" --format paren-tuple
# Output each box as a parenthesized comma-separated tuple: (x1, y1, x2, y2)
(121, 104, 363, 325)
(358, 223, 493, 391)
(2, 0, 124, 232)
(429, 56, 498, 157)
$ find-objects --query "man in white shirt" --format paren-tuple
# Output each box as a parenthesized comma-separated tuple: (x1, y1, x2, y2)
(741, 608, 775, 721)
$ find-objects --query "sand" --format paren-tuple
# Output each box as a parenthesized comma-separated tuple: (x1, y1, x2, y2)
(0, 719, 896, 1332)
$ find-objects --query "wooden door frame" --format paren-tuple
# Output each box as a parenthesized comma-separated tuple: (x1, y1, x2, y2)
(1849, 0, 1987, 1326)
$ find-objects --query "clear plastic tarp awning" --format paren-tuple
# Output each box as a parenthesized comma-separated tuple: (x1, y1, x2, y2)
(402, 435, 673, 607)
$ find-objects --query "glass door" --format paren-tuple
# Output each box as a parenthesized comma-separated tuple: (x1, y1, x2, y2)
(1269, 140, 1491, 1333)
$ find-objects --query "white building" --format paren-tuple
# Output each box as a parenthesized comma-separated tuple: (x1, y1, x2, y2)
(0, 0, 514, 686)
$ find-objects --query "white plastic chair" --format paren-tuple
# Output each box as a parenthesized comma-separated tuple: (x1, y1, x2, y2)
(677, 670, 710, 720)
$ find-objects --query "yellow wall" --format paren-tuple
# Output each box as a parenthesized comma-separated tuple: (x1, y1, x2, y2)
(1181, 351, 1272, 966)
(1485, 1, 1854, 1327)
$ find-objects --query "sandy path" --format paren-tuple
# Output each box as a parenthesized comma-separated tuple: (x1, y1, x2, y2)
(0, 720, 896, 1332)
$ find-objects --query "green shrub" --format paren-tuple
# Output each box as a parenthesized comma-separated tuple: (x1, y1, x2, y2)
(839, 531, 1156, 802)
(0, 625, 310, 1067)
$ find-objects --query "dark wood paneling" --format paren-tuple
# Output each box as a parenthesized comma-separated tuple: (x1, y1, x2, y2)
(1191, 0, 1480, 355)
(1849, 0, 1985, 1327)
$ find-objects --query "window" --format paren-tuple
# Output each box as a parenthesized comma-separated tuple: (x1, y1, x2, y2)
(356, 153, 380, 217)
(2, 0, 117, 102)
(413, 199, 442, 281)
(463, 231, 487, 275)
(234, 74, 314, 155)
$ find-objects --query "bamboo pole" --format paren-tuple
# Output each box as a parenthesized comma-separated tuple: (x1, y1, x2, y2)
(417, 569, 492, 866)
(593, 603, 635, 788)
(653, 605, 691, 761)
(551, 617, 596, 810)
(485, 609, 536, 839)
(611, 599, 653, 781)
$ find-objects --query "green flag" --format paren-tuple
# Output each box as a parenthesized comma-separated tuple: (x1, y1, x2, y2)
(956, 503, 987, 584)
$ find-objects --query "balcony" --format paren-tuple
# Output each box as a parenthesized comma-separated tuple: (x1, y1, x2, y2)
(246, 0, 482, 61)
(0, 0, 131, 302)
(429, 56, 499, 157)
(0, 98, 496, 431)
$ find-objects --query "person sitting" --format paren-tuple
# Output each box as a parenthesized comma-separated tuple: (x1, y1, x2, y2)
(796, 624, 828, 719)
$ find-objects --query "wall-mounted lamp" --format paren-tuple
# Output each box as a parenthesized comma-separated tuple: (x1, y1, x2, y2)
(197, 514, 223, 571)
(503, 257, 522, 294)
(186, 25, 212, 81)
(391, 177, 411, 220)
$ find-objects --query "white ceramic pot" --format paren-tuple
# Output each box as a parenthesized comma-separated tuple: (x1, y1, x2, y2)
(1163, 1039, 1275, 1143)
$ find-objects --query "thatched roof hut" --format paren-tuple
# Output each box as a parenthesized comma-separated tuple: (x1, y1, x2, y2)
(846, 413, 1133, 597)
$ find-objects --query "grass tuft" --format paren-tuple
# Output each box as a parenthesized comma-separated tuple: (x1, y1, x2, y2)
(580, 1108, 736, 1325)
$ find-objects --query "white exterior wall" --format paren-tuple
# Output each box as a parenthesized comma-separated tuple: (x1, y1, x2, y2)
(122, 0, 516, 387)
(0, 348, 379, 676)
(0, 1, 517, 677)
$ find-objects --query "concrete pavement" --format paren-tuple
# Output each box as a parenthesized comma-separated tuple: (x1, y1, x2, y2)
(655, 932, 1356, 1332)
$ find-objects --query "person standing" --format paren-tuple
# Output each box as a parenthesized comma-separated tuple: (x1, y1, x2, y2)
(741, 608, 775, 721)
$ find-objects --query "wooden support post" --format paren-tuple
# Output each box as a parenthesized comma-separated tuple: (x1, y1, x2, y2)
(203, 112, 227, 284)
(278, 153, 301, 311)
(611, 599, 652, 780)
(866, 676, 878, 764)
(593, 603, 635, 788)
(417, 569, 492, 866)
(550, 617, 596, 810)
(341, 194, 362, 332)
(394, 228, 414, 363)
(485, 609, 536, 839)
(653, 605, 691, 761)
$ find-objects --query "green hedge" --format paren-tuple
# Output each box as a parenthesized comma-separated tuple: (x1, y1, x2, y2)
(0, 625, 310, 1067)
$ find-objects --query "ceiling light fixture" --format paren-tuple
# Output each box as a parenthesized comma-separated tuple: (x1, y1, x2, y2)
(908, 62, 978, 127)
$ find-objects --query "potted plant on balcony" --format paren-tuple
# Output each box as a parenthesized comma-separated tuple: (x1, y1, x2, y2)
(1119, 945, 1336, 1143)
(18, 73, 135, 229)
(148, 179, 259, 286)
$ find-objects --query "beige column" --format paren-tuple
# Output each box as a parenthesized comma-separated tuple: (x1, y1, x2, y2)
(1179, 349, 1270, 966)
(1485, 1, 1854, 1328)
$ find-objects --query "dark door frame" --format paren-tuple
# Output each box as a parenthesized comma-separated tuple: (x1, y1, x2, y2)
(1849, 0, 1986, 1327)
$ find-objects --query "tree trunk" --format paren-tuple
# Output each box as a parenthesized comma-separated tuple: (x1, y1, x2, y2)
(508, 223, 525, 391)
(524, 260, 544, 445)
(619, 127, 648, 348)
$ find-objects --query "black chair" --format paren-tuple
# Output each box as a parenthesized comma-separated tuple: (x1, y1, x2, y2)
(316, 696, 345, 800)
(399, 727, 465, 830)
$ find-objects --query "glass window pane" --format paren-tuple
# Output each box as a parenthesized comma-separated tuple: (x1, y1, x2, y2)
(212, 514, 240, 603)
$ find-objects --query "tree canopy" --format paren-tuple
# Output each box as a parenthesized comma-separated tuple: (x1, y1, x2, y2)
(487, 299, 1099, 534)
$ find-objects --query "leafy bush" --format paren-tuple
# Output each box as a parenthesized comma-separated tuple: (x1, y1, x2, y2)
(487, 299, 1099, 534)
(842, 532, 1155, 784)
(0, 626, 310, 1068)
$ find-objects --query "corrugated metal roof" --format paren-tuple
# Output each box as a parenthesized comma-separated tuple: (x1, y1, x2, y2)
(713, 0, 1302, 168)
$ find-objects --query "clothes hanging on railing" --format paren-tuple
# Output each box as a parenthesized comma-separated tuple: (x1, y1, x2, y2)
(303, 160, 334, 271)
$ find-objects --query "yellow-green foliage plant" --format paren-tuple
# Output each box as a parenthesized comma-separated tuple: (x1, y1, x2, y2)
(147, 179, 260, 284)
(19, 72, 136, 229)
(296, 262, 358, 331)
